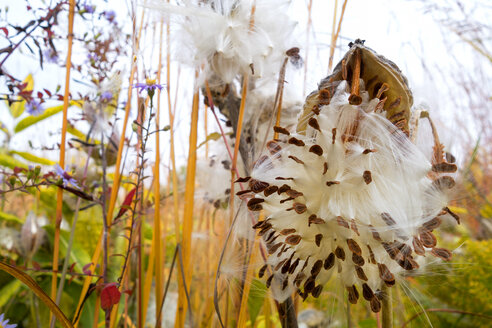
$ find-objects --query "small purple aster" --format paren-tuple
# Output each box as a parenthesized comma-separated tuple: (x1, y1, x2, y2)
(0, 313, 17, 328)
(87, 52, 99, 63)
(104, 10, 116, 22)
(133, 79, 164, 97)
(83, 4, 95, 14)
(100, 91, 113, 102)
(25, 99, 45, 116)
(43, 48, 58, 64)
(54, 164, 79, 189)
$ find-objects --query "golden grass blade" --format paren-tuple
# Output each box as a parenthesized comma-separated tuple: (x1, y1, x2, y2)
(51, 1, 75, 326)
(0, 262, 73, 328)
(328, 0, 349, 72)
(175, 79, 200, 328)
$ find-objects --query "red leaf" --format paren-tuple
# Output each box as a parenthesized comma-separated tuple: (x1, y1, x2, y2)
(69, 262, 77, 273)
(57, 94, 63, 101)
(122, 289, 132, 296)
(0, 27, 8, 37)
(32, 261, 41, 270)
(37, 91, 43, 99)
(44, 88, 52, 97)
(114, 188, 136, 220)
(100, 284, 121, 310)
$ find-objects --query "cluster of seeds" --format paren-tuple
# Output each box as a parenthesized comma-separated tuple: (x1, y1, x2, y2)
(238, 45, 459, 310)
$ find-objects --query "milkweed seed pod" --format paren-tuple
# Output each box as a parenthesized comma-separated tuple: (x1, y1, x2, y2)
(241, 40, 459, 311)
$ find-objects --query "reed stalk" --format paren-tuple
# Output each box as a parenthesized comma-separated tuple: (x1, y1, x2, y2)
(51, 0, 74, 326)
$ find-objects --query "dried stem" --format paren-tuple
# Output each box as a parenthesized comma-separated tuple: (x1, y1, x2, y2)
(381, 284, 393, 328)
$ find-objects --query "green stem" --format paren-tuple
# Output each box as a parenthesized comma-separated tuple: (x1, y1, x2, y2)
(381, 284, 393, 328)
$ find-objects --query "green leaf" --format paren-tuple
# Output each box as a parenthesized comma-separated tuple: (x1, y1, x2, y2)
(10, 150, 55, 165)
(14, 100, 83, 133)
(198, 132, 221, 149)
(0, 261, 74, 328)
(358, 319, 378, 328)
(0, 211, 22, 224)
(0, 279, 22, 307)
(0, 152, 28, 169)
(8, 74, 34, 118)
(43, 225, 91, 271)
(247, 278, 267, 325)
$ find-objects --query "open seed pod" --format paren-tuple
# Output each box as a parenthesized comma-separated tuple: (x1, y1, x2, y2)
(298, 39, 413, 135)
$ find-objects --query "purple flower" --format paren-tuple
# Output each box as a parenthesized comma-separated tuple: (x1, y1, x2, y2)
(43, 48, 58, 63)
(104, 10, 116, 22)
(25, 99, 45, 116)
(100, 91, 113, 102)
(83, 4, 95, 14)
(133, 79, 165, 96)
(54, 164, 79, 189)
(0, 313, 17, 328)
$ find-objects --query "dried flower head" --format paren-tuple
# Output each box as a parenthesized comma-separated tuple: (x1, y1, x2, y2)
(244, 41, 459, 310)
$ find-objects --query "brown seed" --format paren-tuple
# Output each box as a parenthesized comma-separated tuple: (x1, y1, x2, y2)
(412, 236, 425, 256)
(267, 140, 282, 155)
(254, 155, 271, 167)
(347, 285, 359, 304)
(308, 117, 321, 131)
(350, 219, 360, 236)
(304, 276, 316, 293)
(282, 277, 289, 290)
(268, 243, 283, 254)
(266, 274, 274, 288)
(289, 258, 300, 274)
(264, 230, 276, 242)
(332, 128, 337, 144)
(294, 272, 306, 287)
(252, 220, 266, 229)
(370, 297, 382, 313)
(236, 189, 253, 197)
(281, 259, 292, 274)
(280, 228, 296, 236)
(273, 125, 290, 135)
(324, 253, 335, 270)
(250, 179, 269, 193)
(352, 253, 365, 266)
(258, 225, 271, 236)
(276, 176, 294, 181)
(419, 230, 437, 248)
(247, 198, 265, 211)
(264, 185, 279, 197)
(370, 225, 382, 241)
(359, 284, 371, 302)
(293, 203, 307, 214)
(301, 256, 311, 271)
(355, 266, 368, 281)
(378, 263, 395, 286)
(288, 137, 305, 147)
(308, 214, 325, 226)
(362, 148, 376, 154)
(311, 260, 323, 277)
(423, 217, 442, 231)
(431, 247, 452, 261)
(337, 216, 350, 229)
(286, 189, 303, 198)
(277, 184, 291, 194)
(315, 234, 323, 247)
(285, 234, 302, 245)
(312, 105, 321, 115)
(335, 246, 346, 260)
(381, 212, 396, 226)
(347, 239, 362, 255)
(274, 258, 288, 271)
(367, 245, 376, 264)
(431, 162, 457, 173)
(319, 88, 331, 105)
(288, 155, 305, 165)
(323, 162, 328, 175)
(259, 264, 268, 278)
(382, 242, 400, 260)
(326, 181, 340, 187)
(309, 145, 324, 156)
(235, 176, 251, 183)
(399, 244, 412, 257)
(363, 170, 372, 184)
(432, 176, 455, 189)
(312, 285, 323, 298)
(376, 82, 390, 98)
